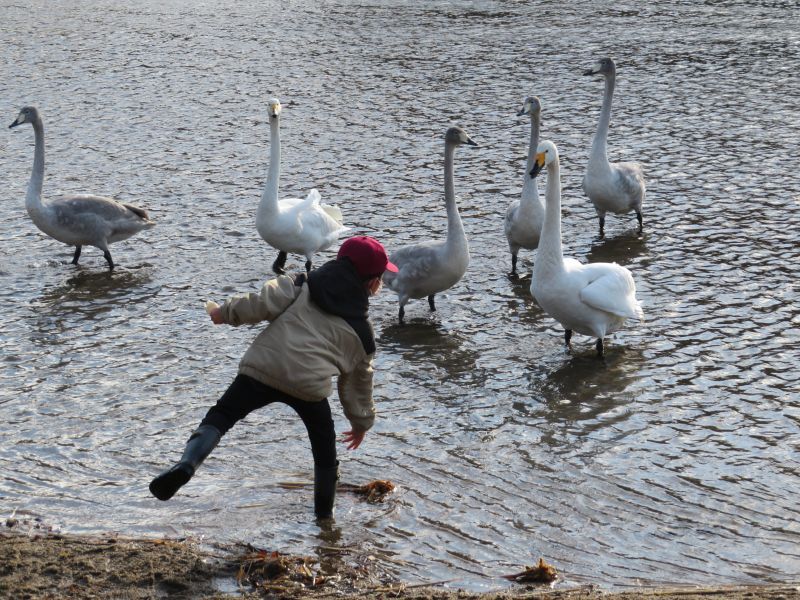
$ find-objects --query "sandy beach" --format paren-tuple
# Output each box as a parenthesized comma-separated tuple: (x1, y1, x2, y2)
(2, 523, 798, 600)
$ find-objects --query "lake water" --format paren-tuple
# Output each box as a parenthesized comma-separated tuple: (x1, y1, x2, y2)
(1, 0, 798, 592)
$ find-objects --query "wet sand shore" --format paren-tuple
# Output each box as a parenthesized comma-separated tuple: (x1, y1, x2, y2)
(2, 527, 797, 600)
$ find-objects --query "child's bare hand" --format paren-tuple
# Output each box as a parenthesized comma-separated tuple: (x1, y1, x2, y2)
(205, 300, 224, 324)
(341, 429, 365, 450)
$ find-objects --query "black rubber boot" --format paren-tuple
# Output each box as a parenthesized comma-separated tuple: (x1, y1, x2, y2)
(313, 462, 339, 519)
(149, 425, 221, 501)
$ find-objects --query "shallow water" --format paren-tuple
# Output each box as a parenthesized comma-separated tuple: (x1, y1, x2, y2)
(1, 0, 799, 592)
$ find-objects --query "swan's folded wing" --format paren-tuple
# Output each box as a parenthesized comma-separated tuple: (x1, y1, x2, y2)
(579, 265, 644, 320)
(57, 194, 128, 219)
(386, 242, 440, 287)
(320, 202, 343, 224)
(53, 195, 149, 235)
(616, 162, 646, 196)
(297, 188, 321, 210)
(296, 203, 348, 239)
(282, 189, 326, 220)
(278, 197, 305, 211)
(504, 200, 519, 236)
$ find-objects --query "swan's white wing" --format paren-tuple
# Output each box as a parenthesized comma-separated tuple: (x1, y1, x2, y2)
(291, 188, 321, 212)
(279, 190, 320, 220)
(277, 197, 305, 211)
(287, 189, 344, 225)
(294, 204, 348, 251)
(320, 202, 343, 224)
(579, 263, 644, 320)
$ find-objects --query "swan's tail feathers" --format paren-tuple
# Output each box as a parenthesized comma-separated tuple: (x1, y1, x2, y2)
(321, 203, 344, 225)
(633, 300, 645, 321)
(123, 203, 156, 226)
(304, 188, 322, 207)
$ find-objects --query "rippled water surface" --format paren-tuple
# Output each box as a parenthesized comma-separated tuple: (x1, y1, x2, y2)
(1, 0, 799, 591)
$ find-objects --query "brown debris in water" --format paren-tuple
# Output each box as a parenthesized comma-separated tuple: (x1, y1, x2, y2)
(236, 547, 326, 592)
(341, 479, 396, 503)
(502, 557, 558, 584)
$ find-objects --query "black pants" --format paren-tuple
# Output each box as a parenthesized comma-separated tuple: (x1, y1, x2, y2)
(200, 374, 337, 469)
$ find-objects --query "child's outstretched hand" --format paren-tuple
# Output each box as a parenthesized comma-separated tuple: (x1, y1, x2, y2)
(342, 429, 366, 450)
(205, 300, 224, 325)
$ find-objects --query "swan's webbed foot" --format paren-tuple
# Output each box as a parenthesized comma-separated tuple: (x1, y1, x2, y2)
(103, 249, 114, 271)
(595, 338, 605, 358)
(71, 245, 82, 265)
(272, 251, 288, 275)
(598, 216, 605, 239)
(635, 211, 643, 235)
(564, 330, 573, 352)
(428, 295, 436, 312)
(398, 305, 405, 325)
(304, 259, 312, 273)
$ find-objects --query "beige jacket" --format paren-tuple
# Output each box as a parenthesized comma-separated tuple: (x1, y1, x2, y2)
(219, 274, 376, 431)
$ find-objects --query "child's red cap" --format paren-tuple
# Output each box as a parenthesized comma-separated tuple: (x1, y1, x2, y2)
(337, 236, 399, 279)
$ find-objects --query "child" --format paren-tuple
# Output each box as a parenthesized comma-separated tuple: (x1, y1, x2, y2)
(149, 236, 398, 519)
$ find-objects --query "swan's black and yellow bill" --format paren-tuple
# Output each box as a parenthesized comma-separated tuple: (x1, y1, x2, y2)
(529, 152, 545, 178)
(9, 116, 23, 129)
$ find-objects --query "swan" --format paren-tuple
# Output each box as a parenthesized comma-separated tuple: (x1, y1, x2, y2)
(9, 106, 154, 270)
(383, 126, 478, 324)
(530, 140, 644, 357)
(256, 98, 347, 274)
(504, 96, 544, 278)
(582, 57, 646, 237)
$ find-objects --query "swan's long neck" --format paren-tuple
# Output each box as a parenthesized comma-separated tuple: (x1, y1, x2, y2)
(444, 141, 466, 249)
(25, 116, 46, 216)
(260, 116, 281, 214)
(590, 73, 615, 164)
(535, 159, 564, 274)
(521, 110, 541, 205)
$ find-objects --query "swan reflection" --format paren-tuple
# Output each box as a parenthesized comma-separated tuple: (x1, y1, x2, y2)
(515, 346, 647, 447)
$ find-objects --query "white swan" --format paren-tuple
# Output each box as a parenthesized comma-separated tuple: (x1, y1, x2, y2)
(256, 98, 347, 274)
(530, 140, 644, 357)
(9, 106, 154, 270)
(582, 57, 646, 237)
(504, 96, 544, 278)
(383, 126, 478, 324)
